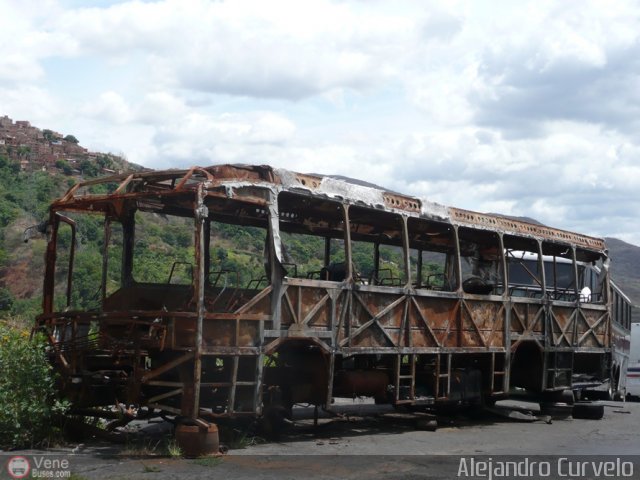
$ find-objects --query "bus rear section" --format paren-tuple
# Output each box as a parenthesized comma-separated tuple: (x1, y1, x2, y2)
(626, 322, 640, 399)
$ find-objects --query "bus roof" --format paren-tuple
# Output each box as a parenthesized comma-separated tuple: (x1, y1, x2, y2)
(53, 163, 607, 253)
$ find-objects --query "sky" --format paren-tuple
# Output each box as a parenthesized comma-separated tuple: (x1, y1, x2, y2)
(1, 0, 640, 246)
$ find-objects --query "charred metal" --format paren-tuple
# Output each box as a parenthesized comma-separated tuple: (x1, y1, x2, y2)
(34, 164, 630, 430)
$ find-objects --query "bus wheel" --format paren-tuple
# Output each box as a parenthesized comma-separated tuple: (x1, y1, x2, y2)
(572, 401, 604, 420)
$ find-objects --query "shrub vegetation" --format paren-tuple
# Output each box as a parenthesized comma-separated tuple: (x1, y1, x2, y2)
(0, 322, 68, 449)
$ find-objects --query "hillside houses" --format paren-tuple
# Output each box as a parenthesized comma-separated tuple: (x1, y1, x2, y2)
(0, 115, 92, 171)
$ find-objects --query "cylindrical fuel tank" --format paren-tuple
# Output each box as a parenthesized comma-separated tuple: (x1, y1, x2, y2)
(175, 423, 219, 458)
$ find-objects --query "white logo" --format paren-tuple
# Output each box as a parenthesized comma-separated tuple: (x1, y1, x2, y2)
(6, 456, 31, 479)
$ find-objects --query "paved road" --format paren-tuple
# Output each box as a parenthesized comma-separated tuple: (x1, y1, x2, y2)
(2, 399, 639, 479)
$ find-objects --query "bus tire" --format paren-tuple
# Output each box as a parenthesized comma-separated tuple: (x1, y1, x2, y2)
(572, 402, 604, 420)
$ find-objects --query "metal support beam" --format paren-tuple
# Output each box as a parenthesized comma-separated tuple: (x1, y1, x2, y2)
(191, 183, 207, 419)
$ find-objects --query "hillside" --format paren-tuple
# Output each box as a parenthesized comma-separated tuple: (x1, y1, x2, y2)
(0, 113, 143, 320)
(0, 158, 136, 319)
(605, 238, 640, 307)
(0, 114, 134, 175)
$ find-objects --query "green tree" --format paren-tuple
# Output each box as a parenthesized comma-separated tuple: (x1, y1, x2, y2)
(17, 146, 31, 158)
(79, 159, 99, 177)
(63, 134, 79, 144)
(0, 198, 18, 228)
(96, 155, 114, 170)
(42, 129, 55, 142)
(0, 155, 20, 175)
(55, 159, 74, 175)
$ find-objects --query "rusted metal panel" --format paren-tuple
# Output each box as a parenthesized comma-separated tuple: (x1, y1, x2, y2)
(510, 302, 545, 337)
(576, 308, 609, 348)
(461, 300, 505, 348)
(407, 296, 457, 348)
(549, 306, 576, 347)
(283, 285, 334, 330)
(348, 291, 405, 348)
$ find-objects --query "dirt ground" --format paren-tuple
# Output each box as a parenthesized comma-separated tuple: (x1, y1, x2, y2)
(2, 399, 639, 479)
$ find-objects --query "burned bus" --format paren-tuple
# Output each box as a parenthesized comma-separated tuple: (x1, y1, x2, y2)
(35, 164, 629, 426)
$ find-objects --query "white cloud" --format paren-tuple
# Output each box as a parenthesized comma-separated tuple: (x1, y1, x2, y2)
(135, 92, 189, 125)
(143, 110, 296, 167)
(0, 54, 44, 84)
(2, 0, 640, 246)
(80, 91, 133, 123)
(470, 0, 640, 135)
(0, 1, 59, 85)
(41, 0, 449, 99)
(0, 85, 62, 124)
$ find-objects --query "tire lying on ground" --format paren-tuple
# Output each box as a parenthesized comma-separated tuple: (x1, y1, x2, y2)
(572, 401, 605, 420)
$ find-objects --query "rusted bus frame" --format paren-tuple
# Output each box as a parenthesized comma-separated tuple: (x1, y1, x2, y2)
(56, 177, 275, 215)
(49, 169, 609, 316)
(42, 184, 203, 420)
(190, 182, 207, 418)
(274, 200, 512, 404)
(58, 167, 217, 204)
(269, 287, 504, 353)
(42, 212, 77, 314)
(503, 237, 609, 392)
(36, 311, 164, 355)
(39, 164, 616, 419)
(609, 282, 631, 394)
(342, 217, 506, 355)
(336, 291, 507, 348)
